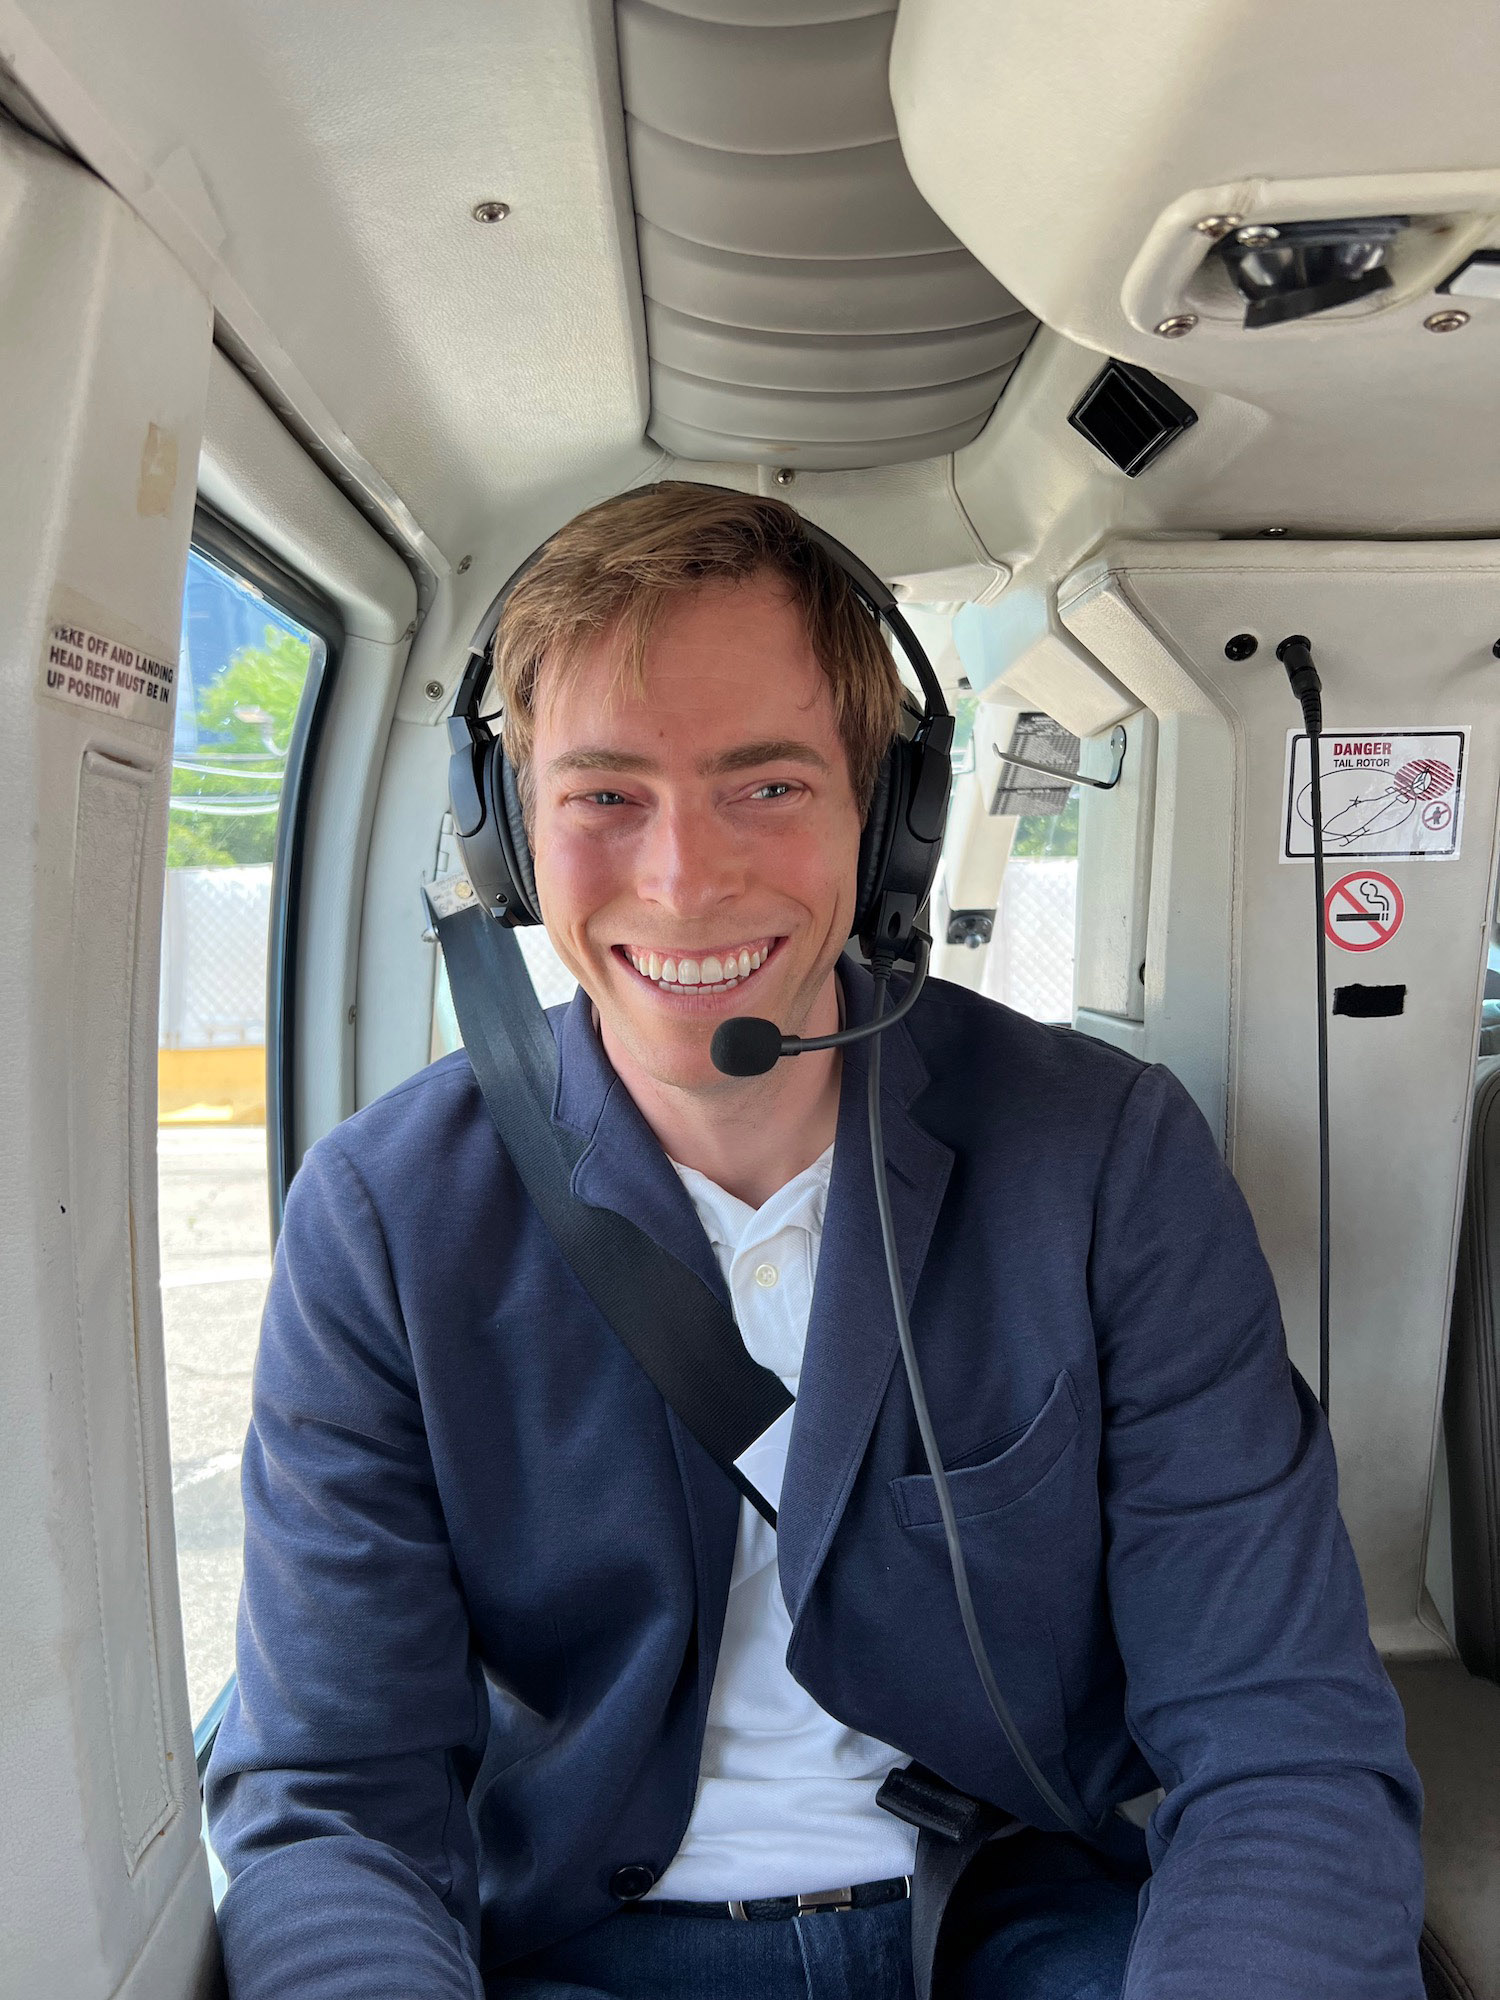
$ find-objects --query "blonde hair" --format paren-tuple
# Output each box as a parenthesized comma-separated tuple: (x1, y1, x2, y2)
(493, 482, 905, 818)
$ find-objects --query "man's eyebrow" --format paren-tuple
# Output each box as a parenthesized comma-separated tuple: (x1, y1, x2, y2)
(545, 741, 832, 779)
(545, 748, 661, 777)
(700, 740, 831, 777)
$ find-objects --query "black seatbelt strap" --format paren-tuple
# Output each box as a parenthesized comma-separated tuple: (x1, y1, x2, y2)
(876, 1763, 1021, 2000)
(433, 896, 792, 1527)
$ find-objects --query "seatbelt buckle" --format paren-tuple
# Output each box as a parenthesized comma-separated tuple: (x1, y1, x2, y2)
(876, 1761, 1013, 1844)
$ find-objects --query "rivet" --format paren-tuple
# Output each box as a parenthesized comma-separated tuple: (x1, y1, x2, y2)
(457, 554, 472, 574)
(472, 200, 510, 224)
(1261, 526, 1289, 537)
(455, 880, 474, 900)
(1154, 314, 1197, 338)
(1224, 633, 1258, 661)
(1194, 214, 1243, 240)
(1235, 223, 1280, 248)
(773, 467, 795, 486)
(424, 679, 444, 700)
(347, 1004, 357, 1025)
(1425, 308, 1470, 333)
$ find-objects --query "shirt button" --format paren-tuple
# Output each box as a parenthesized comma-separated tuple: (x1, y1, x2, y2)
(609, 1863, 658, 1901)
(754, 1262, 779, 1289)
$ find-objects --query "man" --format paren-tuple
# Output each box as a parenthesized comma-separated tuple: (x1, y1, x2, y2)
(207, 485, 1424, 1998)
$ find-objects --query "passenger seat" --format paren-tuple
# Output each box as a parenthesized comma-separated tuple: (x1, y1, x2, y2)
(1447, 1055, 1500, 1679)
(1397, 1056, 1500, 1997)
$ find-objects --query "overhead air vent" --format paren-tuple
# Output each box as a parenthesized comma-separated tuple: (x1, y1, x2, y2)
(1066, 360, 1197, 477)
(615, 0, 1036, 470)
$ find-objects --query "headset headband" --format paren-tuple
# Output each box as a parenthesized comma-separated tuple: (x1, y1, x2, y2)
(446, 482, 953, 955)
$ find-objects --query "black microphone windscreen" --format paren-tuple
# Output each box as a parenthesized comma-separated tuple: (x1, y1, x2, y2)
(710, 1016, 785, 1078)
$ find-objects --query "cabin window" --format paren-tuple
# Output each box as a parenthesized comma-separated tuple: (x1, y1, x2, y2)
(159, 524, 333, 1725)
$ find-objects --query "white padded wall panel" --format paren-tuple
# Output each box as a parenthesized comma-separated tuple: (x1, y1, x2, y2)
(0, 123, 216, 1996)
(1063, 539, 1500, 1659)
(617, 0, 1034, 467)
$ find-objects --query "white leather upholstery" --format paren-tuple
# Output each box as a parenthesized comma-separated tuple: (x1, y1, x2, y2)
(617, 0, 1033, 468)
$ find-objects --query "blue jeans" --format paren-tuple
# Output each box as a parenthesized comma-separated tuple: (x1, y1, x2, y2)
(494, 1832, 1144, 1999)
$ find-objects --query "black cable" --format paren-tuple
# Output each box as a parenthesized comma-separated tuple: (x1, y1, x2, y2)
(1277, 636, 1331, 1418)
(866, 954, 1095, 1841)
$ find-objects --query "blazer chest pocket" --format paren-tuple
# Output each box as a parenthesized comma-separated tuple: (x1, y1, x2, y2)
(890, 1370, 1083, 1529)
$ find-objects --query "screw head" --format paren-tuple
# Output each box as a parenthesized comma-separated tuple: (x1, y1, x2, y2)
(1154, 314, 1197, 338)
(1425, 308, 1470, 333)
(773, 467, 795, 486)
(1235, 223, 1280, 248)
(1261, 526, 1289, 536)
(472, 200, 510, 224)
(424, 679, 444, 700)
(1224, 633, 1258, 661)
(454, 880, 473, 901)
(1194, 213, 1243, 240)
(457, 554, 472, 574)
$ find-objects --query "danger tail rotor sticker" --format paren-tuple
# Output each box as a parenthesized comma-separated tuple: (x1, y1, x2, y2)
(1282, 728, 1467, 861)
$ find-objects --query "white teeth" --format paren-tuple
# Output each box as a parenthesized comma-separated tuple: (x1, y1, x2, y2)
(624, 942, 773, 987)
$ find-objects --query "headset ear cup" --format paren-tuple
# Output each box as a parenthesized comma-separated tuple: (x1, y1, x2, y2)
(853, 744, 898, 939)
(497, 750, 541, 924)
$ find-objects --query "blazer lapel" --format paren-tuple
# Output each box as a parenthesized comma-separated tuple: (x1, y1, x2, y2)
(551, 989, 727, 1303)
(777, 967, 954, 1624)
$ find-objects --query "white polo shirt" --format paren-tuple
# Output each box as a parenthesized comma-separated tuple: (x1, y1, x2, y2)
(645, 1143, 918, 1901)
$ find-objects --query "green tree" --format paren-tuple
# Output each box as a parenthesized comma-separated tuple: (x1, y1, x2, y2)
(1012, 791, 1079, 859)
(168, 626, 311, 867)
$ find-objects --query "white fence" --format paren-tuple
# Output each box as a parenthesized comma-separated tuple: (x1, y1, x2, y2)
(982, 857, 1078, 1025)
(159, 865, 272, 1049)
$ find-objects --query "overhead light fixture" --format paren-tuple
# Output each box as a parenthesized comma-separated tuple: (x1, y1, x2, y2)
(1217, 215, 1408, 328)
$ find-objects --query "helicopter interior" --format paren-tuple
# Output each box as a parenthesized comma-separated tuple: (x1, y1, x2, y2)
(3, 0, 1500, 1993)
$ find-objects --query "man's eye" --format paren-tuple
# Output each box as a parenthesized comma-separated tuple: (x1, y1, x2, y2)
(749, 782, 795, 801)
(581, 790, 629, 807)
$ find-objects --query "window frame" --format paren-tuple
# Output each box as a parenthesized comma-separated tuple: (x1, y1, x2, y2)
(185, 505, 342, 1234)
(176, 511, 340, 1783)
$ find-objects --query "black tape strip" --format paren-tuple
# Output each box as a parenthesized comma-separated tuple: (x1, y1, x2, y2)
(1332, 984, 1406, 1018)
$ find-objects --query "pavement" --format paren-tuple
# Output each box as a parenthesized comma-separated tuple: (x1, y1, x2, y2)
(158, 1124, 271, 1724)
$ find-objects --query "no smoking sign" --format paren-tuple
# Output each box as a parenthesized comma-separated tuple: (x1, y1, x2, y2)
(1324, 870, 1404, 952)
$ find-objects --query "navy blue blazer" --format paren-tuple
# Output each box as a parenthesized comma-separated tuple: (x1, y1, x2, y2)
(207, 969, 1423, 1998)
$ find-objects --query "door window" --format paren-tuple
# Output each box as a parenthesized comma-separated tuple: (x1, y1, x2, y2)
(160, 538, 331, 1724)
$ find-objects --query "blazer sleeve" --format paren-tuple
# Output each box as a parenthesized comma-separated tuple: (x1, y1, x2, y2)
(205, 1134, 487, 2000)
(1091, 1064, 1425, 2000)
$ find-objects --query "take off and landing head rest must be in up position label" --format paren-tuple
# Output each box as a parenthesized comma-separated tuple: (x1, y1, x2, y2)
(36, 583, 177, 730)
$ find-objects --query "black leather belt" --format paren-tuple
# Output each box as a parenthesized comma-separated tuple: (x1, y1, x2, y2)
(628, 1876, 911, 1921)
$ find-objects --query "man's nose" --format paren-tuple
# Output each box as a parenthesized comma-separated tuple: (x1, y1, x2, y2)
(638, 798, 743, 914)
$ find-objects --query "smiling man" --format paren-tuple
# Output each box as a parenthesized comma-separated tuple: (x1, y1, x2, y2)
(207, 485, 1424, 2000)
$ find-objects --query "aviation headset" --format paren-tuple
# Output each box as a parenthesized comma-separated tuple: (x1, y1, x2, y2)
(444, 484, 955, 962)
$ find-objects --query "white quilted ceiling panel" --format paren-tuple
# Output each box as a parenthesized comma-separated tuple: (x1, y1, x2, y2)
(616, 0, 1035, 469)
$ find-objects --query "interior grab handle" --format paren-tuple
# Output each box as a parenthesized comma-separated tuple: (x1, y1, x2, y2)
(989, 723, 1127, 793)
